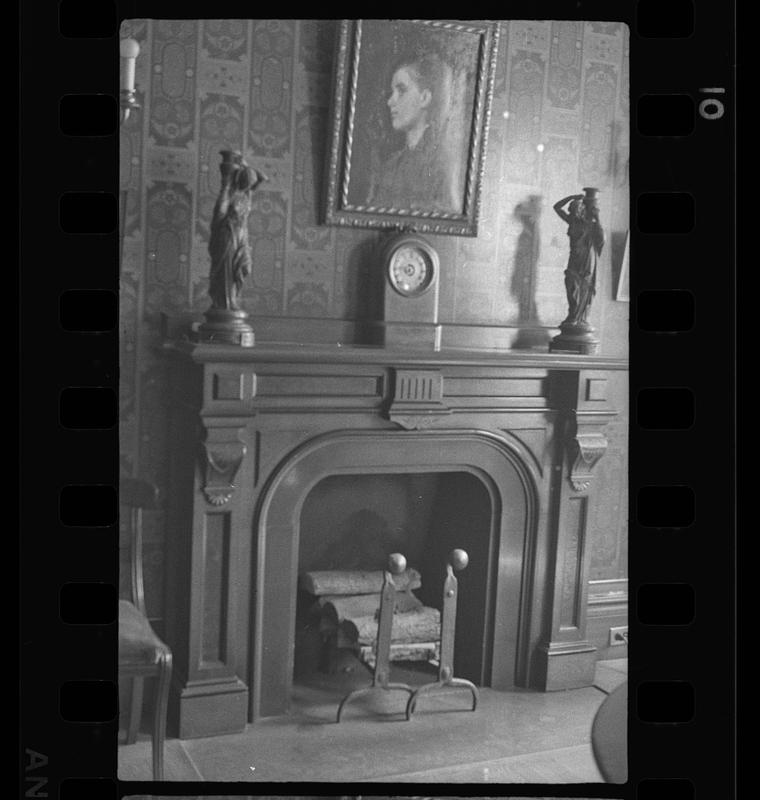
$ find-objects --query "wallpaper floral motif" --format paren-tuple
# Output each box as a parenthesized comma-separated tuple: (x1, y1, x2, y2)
(119, 19, 629, 623)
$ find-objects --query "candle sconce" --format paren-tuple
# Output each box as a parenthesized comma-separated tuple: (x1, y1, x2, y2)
(120, 89, 140, 125)
(119, 38, 140, 277)
(119, 38, 141, 125)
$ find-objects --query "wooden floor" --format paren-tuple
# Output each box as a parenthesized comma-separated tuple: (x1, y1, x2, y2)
(118, 659, 627, 784)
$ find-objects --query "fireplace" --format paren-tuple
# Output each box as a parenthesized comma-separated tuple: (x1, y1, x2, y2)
(163, 340, 623, 738)
(295, 470, 493, 685)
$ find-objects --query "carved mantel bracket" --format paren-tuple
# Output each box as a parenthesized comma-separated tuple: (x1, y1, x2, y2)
(385, 368, 451, 430)
(202, 426, 247, 506)
(566, 415, 609, 493)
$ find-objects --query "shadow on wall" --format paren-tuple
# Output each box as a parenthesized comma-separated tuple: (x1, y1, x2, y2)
(510, 195, 551, 349)
(319, 509, 409, 571)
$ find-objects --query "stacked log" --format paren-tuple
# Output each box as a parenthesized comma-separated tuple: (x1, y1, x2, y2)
(299, 568, 441, 670)
(299, 568, 422, 596)
(314, 588, 423, 624)
(339, 605, 440, 646)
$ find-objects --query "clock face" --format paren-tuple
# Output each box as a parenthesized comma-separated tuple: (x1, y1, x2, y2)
(389, 245, 434, 296)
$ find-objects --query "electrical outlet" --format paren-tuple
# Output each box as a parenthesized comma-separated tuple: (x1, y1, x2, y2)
(609, 626, 628, 646)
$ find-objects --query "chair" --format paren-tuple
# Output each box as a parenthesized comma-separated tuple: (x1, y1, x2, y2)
(119, 477, 172, 780)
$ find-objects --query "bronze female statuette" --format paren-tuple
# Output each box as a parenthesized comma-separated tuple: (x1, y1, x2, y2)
(549, 187, 606, 355)
(199, 150, 268, 347)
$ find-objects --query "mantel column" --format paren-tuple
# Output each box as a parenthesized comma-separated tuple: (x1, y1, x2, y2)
(167, 415, 252, 738)
(533, 369, 616, 690)
(164, 355, 253, 738)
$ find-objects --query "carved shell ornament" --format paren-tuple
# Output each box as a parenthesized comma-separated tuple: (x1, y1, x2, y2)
(568, 431, 608, 493)
(203, 487, 235, 506)
(202, 434, 247, 507)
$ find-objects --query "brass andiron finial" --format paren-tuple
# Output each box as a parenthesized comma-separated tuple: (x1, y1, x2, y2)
(405, 549, 479, 717)
(336, 553, 414, 722)
(549, 187, 606, 355)
(198, 150, 268, 347)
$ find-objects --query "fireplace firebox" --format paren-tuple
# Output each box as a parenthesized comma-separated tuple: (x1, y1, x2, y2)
(163, 340, 624, 739)
(296, 471, 492, 685)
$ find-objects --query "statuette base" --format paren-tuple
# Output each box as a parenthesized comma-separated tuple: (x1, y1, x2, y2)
(198, 309, 255, 347)
(549, 322, 600, 355)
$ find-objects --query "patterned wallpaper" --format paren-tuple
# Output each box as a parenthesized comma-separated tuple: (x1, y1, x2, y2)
(118, 19, 629, 620)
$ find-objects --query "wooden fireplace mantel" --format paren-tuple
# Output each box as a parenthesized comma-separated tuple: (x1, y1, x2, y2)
(162, 338, 627, 738)
(167, 337, 628, 369)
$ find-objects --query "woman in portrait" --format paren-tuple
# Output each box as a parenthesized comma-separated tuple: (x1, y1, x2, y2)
(367, 52, 462, 214)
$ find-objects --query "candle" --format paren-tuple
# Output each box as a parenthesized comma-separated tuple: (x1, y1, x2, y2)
(120, 38, 140, 93)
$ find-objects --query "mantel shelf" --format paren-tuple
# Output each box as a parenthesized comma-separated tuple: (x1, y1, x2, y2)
(163, 338, 629, 371)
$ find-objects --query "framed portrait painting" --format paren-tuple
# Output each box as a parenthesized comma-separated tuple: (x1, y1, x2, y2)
(324, 19, 500, 237)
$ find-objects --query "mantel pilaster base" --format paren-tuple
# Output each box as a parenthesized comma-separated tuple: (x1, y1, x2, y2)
(170, 676, 249, 739)
(532, 641, 598, 691)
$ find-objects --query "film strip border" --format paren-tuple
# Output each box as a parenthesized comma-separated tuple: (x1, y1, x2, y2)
(629, 0, 735, 797)
(21, 0, 734, 798)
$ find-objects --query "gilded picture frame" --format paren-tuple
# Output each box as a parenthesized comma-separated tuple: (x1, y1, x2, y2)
(324, 19, 500, 237)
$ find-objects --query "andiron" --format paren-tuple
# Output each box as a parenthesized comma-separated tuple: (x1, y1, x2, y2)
(336, 553, 414, 722)
(406, 548, 479, 717)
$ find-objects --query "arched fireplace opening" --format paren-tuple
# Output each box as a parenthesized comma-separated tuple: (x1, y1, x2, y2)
(250, 430, 536, 721)
(293, 470, 495, 700)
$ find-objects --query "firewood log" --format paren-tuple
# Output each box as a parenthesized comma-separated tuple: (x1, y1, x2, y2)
(313, 589, 424, 622)
(319, 594, 380, 622)
(299, 567, 421, 596)
(359, 641, 441, 668)
(340, 605, 441, 646)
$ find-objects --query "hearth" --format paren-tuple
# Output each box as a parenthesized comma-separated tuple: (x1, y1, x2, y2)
(250, 431, 532, 722)
(295, 471, 492, 686)
(163, 341, 622, 738)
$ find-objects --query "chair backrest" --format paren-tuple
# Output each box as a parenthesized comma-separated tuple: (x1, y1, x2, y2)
(119, 477, 160, 617)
